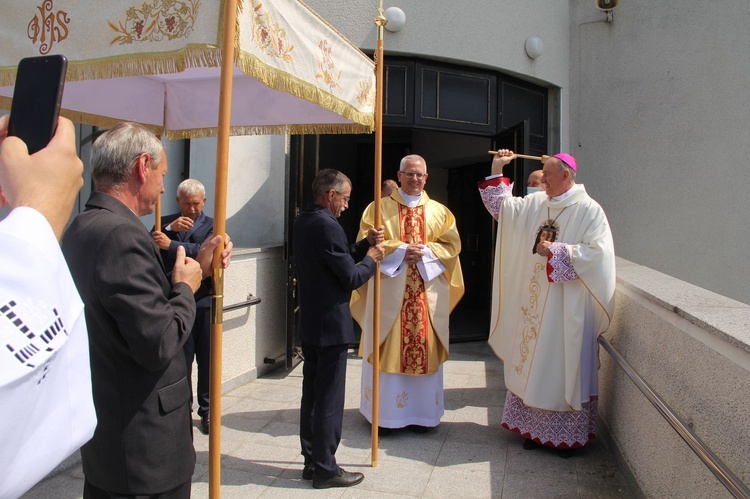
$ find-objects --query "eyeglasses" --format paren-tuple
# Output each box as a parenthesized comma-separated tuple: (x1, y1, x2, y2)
(399, 171, 426, 179)
(335, 191, 351, 203)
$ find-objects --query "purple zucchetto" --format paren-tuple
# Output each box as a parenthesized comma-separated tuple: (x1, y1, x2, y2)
(553, 153, 577, 172)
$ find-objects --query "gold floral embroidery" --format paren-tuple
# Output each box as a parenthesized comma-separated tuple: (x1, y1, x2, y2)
(250, 0, 295, 63)
(108, 0, 200, 45)
(356, 79, 375, 107)
(364, 385, 372, 402)
(316, 40, 342, 93)
(515, 263, 544, 374)
(27, 1, 70, 55)
(396, 391, 408, 409)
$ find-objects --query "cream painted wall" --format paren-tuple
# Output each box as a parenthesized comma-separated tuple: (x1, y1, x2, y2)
(188, 134, 288, 249)
(569, 0, 750, 304)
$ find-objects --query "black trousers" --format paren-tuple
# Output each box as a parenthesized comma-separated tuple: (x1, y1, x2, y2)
(299, 343, 349, 479)
(83, 478, 191, 499)
(183, 305, 211, 417)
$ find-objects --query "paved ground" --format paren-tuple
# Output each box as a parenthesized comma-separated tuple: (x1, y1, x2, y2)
(24, 342, 637, 498)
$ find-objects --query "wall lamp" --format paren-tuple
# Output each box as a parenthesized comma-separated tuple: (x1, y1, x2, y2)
(383, 7, 406, 32)
(524, 36, 544, 59)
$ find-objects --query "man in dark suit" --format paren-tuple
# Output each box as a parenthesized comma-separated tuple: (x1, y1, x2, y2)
(62, 122, 232, 498)
(293, 169, 384, 490)
(153, 179, 214, 435)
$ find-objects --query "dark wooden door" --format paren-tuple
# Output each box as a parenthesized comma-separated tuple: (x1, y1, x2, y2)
(285, 135, 321, 368)
(447, 163, 495, 342)
(447, 121, 530, 342)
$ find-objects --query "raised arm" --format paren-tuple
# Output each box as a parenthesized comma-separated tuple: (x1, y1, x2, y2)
(478, 149, 516, 220)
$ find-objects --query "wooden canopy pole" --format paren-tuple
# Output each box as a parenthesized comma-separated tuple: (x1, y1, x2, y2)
(209, 0, 237, 497)
(371, 1, 386, 468)
(154, 197, 162, 231)
(154, 133, 163, 231)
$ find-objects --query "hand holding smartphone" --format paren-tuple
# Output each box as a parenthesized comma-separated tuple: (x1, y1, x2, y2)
(7, 55, 68, 155)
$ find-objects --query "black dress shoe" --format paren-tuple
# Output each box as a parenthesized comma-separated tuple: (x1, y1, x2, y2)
(312, 468, 364, 489)
(200, 414, 209, 435)
(407, 424, 429, 434)
(378, 426, 392, 436)
(302, 465, 315, 480)
(523, 438, 539, 450)
(557, 448, 575, 459)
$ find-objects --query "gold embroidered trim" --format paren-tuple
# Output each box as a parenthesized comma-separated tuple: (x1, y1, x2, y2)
(396, 391, 408, 409)
(515, 262, 545, 374)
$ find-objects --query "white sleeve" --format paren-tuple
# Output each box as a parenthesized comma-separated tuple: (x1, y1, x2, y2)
(0, 207, 96, 499)
(478, 179, 514, 220)
(416, 245, 446, 282)
(380, 244, 407, 277)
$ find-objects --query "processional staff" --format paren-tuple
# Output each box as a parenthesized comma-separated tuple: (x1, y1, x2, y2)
(370, 0, 387, 468)
(488, 150, 550, 163)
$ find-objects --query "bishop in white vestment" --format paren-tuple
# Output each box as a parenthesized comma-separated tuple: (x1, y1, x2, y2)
(478, 150, 616, 451)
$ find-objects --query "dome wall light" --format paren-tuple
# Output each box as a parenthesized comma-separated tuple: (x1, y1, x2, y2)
(525, 36, 544, 59)
(384, 7, 406, 32)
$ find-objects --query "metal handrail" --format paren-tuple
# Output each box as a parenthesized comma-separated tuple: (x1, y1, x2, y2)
(222, 293, 261, 312)
(599, 336, 750, 499)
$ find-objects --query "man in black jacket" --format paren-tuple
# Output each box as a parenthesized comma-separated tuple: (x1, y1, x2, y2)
(62, 122, 232, 498)
(153, 179, 214, 434)
(293, 169, 384, 489)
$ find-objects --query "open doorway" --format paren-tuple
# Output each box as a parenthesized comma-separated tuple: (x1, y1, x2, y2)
(289, 127, 526, 343)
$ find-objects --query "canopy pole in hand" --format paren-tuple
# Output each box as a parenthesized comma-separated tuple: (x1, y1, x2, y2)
(370, 0, 387, 468)
(208, 0, 238, 497)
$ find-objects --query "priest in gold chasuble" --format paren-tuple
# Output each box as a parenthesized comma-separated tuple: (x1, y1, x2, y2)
(352, 155, 463, 431)
(479, 150, 616, 455)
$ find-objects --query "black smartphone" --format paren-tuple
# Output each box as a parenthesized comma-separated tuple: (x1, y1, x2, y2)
(7, 55, 68, 155)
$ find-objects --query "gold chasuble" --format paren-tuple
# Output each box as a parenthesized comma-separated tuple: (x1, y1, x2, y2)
(352, 191, 464, 376)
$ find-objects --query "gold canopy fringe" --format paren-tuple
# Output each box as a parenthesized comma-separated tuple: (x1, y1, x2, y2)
(234, 50, 375, 131)
(1, 95, 371, 139)
(166, 122, 371, 140)
(62, 108, 164, 136)
(0, 43, 374, 134)
(0, 45, 223, 87)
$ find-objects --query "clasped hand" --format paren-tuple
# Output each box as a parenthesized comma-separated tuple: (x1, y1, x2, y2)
(170, 216, 194, 232)
(367, 226, 385, 245)
(405, 243, 425, 264)
(172, 234, 234, 292)
(536, 240, 552, 257)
